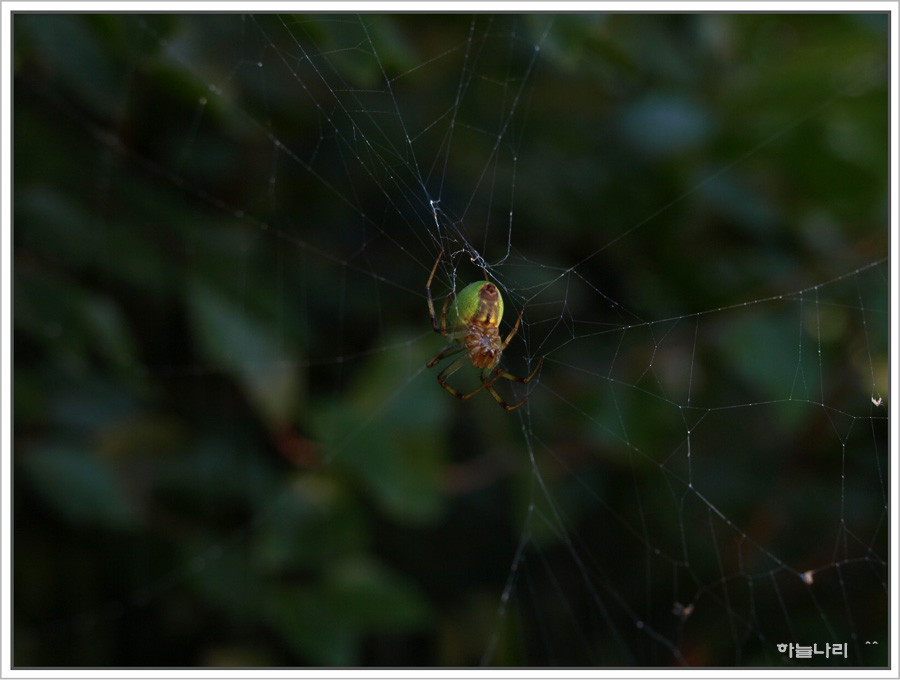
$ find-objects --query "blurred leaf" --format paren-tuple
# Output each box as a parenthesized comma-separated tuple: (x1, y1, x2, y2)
(16, 186, 101, 270)
(96, 413, 186, 461)
(715, 307, 816, 435)
(46, 377, 138, 433)
(696, 173, 780, 237)
(82, 295, 138, 369)
(267, 556, 431, 665)
(255, 476, 367, 572)
(21, 445, 140, 529)
(317, 334, 447, 524)
(188, 278, 300, 426)
(188, 542, 263, 622)
(13, 372, 48, 426)
(16, 14, 128, 118)
(15, 269, 138, 373)
(325, 556, 431, 631)
(267, 585, 359, 665)
(157, 433, 279, 513)
(620, 94, 714, 157)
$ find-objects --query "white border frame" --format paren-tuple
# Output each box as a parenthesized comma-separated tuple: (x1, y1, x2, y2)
(1, 3, 896, 678)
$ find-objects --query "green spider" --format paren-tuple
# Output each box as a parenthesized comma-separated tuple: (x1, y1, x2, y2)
(425, 250, 543, 411)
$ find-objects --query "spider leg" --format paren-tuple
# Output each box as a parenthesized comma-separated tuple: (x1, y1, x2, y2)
(426, 250, 445, 334)
(500, 307, 525, 350)
(427, 342, 466, 369)
(483, 381, 528, 411)
(440, 290, 455, 337)
(492, 356, 544, 384)
(425, 250, 464, 341)
(481, 358, 543, 411)
(437, 356, 495, 401)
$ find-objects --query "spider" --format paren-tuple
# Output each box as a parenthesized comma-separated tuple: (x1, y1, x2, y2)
(425, 250, 543, 411)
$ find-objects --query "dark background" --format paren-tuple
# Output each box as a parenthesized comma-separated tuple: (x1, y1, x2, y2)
(12, 13, 889, 667)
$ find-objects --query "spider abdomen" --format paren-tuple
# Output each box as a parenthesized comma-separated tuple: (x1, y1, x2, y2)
(466, 322, 502, 369)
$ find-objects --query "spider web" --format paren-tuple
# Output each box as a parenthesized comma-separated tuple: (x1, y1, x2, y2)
(8, 9, 893, 670)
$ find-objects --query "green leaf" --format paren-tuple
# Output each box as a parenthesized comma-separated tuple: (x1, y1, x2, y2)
(21, 445, 139, 529)
(325, 557, 431, 632)
(266, 556, 431, 665)
(16, 15, 129, 118)
(267, 586, 360, 665)
(15, 270, 137, 373)
(188, 278, 300, 426)
(316, 334, 447, 524)
(254, 476, 367, 572)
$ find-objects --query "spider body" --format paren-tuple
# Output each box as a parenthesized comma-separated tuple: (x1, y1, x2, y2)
(425, 251, 542, 411)
(451, 280, 503, 369)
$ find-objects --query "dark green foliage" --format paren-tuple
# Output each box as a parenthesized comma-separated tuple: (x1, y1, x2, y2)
(13, 13, 888, 667)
